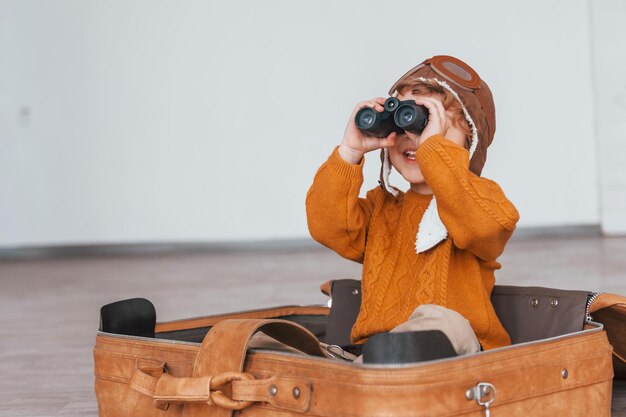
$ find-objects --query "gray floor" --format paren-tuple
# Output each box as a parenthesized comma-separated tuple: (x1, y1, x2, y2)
(1, 233, 625, 416)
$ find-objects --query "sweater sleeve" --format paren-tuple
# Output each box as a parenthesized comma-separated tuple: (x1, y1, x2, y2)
(305, 146, 377, 263)
(415, 134, 520, 262)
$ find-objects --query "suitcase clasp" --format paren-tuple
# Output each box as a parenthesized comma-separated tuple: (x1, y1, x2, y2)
(465, 382, 496, 417)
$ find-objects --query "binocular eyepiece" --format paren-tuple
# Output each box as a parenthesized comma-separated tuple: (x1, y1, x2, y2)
(355, 97, 429, 138)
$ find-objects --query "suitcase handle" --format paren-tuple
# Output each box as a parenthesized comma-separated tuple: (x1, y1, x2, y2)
(130, 319, 321, 415)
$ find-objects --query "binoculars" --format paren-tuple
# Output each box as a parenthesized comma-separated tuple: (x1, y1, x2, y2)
(355, 97, 429, 138)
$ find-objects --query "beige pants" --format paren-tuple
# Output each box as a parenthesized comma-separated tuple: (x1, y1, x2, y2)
(352, 304, 480, 363)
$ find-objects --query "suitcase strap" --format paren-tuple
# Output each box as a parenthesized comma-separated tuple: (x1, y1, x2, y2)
(129, 318, 323, 416)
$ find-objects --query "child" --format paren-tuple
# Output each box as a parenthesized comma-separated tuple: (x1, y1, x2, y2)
(306, 55, 519, 351)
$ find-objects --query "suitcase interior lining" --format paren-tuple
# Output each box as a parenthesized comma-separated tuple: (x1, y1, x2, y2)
(155, 314, 328, 343)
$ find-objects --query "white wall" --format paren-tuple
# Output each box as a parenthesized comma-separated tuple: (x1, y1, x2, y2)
(0, 0, 605, 247)
(590, 0, 626, 235)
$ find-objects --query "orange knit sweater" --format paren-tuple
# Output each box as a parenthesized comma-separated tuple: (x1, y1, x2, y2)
(306, 134, 520, 350)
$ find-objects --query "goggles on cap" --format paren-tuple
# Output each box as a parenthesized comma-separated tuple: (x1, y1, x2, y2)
(388, 55, 482, 95)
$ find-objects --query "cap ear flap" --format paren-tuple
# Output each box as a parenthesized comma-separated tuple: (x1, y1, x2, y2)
(379, 148, 399, 197)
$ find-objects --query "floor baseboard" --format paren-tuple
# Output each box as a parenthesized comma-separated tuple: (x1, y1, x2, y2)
(0, 225, 605, 260)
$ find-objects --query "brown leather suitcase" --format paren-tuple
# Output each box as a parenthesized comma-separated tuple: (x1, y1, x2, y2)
(93, 284, 625, 416)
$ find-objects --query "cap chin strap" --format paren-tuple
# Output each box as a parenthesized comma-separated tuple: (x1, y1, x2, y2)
(382, 77, 479, 254)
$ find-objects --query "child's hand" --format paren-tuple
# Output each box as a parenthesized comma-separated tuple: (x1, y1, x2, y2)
(339, 98, 398, 164)
(411, 97, 449, 147)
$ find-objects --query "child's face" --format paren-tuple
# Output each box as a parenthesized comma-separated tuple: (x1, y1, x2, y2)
(388, 92, 467, 192)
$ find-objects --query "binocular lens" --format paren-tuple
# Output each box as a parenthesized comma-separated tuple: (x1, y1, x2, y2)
(398, 108, 414, 124)
(394, 103, 428, 134)
(396, 107, 415, 126)
(356, 108, 377, 128)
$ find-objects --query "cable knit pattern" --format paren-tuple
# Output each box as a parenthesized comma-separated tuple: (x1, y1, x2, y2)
(306, 137, 519, 350)
(357, 194, 400, 334)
